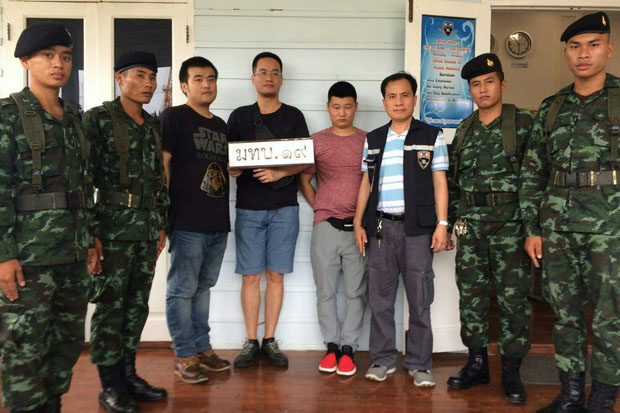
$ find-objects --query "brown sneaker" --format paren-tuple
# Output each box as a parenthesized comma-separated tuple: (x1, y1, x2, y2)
(197, 349, 231, 372)
(174, 356, 209, 384)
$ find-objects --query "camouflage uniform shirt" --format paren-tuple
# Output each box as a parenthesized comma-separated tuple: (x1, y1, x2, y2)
(0, 87, 93, 266)
(448, 107, 535, 225)
(520, 74, 620, 236)
(83, 98, 168, 241)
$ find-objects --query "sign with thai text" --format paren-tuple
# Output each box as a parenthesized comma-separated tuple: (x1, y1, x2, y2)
(228, 138, 314, 168)
(420, 15, 475, 128)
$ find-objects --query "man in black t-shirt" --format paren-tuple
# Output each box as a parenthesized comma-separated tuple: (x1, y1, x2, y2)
(161, 57, 231, 384)
(228, 52, 309, 368)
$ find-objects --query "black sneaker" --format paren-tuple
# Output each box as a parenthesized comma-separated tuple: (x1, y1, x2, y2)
(261, 337, 288, 367)
(234, 340, 261, 369)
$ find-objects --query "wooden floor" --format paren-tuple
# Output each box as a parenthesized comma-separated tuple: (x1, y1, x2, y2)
(0, 296, 603, 412)
(0, 349, 590, 413)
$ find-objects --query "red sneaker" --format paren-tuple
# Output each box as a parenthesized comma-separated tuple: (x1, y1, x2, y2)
(319, 352, 338, 373)
(337, 346, 356, 376)
(318, 343, 339, 373)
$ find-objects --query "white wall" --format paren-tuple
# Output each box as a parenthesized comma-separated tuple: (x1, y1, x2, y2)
(188, 0, 408, 351)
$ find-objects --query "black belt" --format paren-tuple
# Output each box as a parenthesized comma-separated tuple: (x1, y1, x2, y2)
(376, 211, 404, 222)
(97, 190, 158, 210)
(550, 170, 620, 187)
(15, 191, 86, 212)
(462, 192, 519, 206)
(326, 217, 354, 232)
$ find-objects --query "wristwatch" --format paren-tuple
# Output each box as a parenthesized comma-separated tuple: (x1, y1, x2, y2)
(437, 220, 449, 226)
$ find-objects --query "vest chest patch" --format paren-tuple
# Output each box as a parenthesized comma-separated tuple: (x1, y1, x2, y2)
(418, 150, 431, 169)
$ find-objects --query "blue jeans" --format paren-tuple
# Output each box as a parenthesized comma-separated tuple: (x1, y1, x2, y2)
(165, 230, 228, 358)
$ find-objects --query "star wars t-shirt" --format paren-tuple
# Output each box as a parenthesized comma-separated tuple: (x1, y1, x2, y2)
(161, 104, 230, 232)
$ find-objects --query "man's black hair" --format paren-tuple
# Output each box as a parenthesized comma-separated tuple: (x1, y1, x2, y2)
(252, 51, 283, 73)
(327, 81, 357, 102)
(179, 56, 218, 84)
(380, 72, 418, 97)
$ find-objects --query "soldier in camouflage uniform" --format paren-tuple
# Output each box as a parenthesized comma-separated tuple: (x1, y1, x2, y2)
(84, 51, 169, 413)
(447, 53, 534, 405)
(0, 23, 98, 413)
(520, 12, 619, 413)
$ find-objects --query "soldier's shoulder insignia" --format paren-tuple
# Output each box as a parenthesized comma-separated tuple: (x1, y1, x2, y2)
(418, 150, 431, 170)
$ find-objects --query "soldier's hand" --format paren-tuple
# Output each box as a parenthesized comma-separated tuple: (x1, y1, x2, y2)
(87, 248, 102, 275)
(227, 163, 242, 178)
(156, 230, 166, 259)
(253, 167, 285, 183)
(525, 236, 543, 268)
(431, 225, 449, 253)
(0, 258, 25, 301)
(94, 237, 104, 262)
(445, 237, 456, 251)
(354, 224, 367, 255)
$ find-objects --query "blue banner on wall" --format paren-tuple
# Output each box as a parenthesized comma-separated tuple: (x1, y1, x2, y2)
(420, 15, 475, 128)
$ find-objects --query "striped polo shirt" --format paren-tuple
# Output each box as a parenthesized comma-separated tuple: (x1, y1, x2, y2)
(361, 129, 449, 214)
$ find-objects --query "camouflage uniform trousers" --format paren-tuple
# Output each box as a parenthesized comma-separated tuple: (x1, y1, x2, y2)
(542, 230, 620, 386)
(0, 262, 90, 411)
(456, 219, 532, 357)
(89, 239, 157, 366)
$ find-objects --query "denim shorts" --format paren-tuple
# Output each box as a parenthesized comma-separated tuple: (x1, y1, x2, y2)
(234, 205, 300, 275)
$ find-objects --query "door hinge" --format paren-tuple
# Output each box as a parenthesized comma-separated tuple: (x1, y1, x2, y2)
(7, 22, 10, 41)
(185, 25, 189, 43)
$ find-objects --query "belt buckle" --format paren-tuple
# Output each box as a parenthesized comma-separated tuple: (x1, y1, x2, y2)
(51, 192, 57, 209)
(489, 193, 497, 206)
(614, 170, 618, 186)
(590, 171, 596, 186)
(127, 193, 133, 208)
(554, 171, 560, 186)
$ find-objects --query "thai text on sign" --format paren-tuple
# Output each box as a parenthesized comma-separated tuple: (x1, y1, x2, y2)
(228, 138, 314, 168)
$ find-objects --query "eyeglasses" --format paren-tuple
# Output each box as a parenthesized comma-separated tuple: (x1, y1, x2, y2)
(253, 70, 282, 78)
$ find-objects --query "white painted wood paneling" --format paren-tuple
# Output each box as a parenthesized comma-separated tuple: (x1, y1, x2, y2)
(193, 0, 406, 351)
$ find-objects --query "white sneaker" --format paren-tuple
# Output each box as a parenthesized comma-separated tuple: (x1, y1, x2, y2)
(409, 369, 436, 387)
(365, 364, 397, 381)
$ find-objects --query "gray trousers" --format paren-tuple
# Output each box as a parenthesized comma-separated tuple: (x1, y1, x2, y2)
(367, 218, 435, 371)
(310, 221, 367, 350)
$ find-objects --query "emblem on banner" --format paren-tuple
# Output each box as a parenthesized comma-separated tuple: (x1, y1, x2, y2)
(417, 151, 431, 170)
(443, 21, 455, 36)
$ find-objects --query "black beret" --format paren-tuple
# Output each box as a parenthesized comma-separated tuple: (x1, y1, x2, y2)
(114, 51, 158, 73)
(14, 23, 72, 58)
(561, 12, 610, 42)
(461, 53, 503, 81)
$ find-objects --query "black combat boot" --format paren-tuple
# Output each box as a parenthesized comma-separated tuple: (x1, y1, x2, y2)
(97, 363, 137, 413)
(447, 348, 490, 390)
(536, 371, 586, 413)
(122, 351, 168, 402)
(587, 380, 619, 413)
(43, 395, 61, 413)
(501, 355, 526, 404)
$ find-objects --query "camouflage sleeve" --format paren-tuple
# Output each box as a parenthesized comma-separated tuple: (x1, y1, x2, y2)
(156, 180, 170, 233)
(447, 127, 461, 228)
(519, 101, 551, 237)
(82, 109, 102, 238)
(0, 107, 18, 262)
(78, 112, 96, 248)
